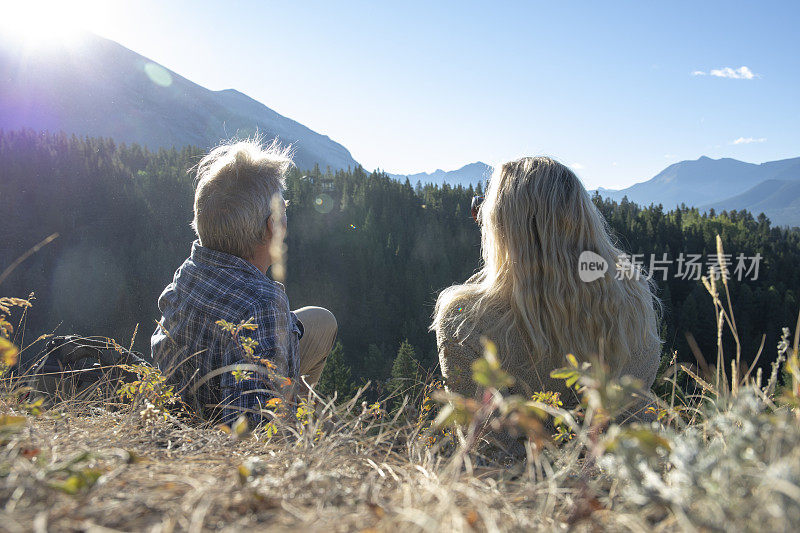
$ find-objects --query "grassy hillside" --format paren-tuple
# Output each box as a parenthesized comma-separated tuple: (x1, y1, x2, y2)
(2, 239, 800, 531)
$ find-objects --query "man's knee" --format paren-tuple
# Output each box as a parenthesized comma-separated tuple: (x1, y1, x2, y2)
(320, 308, 337, 339)
(294, 307, 337, 385)
(296, 306, 337, 341)
(314, 307, 337, 346)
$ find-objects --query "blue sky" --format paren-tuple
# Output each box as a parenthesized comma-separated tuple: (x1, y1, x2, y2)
(8, 1, 800, 189)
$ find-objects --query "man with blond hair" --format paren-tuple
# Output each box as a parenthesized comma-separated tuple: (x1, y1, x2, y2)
(151, 139, 337, 425)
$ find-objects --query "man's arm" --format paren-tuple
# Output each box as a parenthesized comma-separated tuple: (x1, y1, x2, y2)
(218, 302, 295, 426)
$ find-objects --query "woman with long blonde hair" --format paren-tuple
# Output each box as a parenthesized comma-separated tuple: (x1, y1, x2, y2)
(432, 157, 662, 414)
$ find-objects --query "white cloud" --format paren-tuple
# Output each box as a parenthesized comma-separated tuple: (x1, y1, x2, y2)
(692, 66, 759, 79)
(711, 66, 756, 79)
(570, 163, 585, 170)
(732, 137, 767, 145)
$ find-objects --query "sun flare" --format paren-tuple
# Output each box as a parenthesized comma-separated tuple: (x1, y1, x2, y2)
(0, 0, 112, 47)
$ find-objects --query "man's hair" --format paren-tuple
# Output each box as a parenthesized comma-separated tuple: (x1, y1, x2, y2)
(192, 138, 293, 259)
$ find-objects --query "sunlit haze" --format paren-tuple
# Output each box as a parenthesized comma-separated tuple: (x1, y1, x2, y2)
(0, 0, 113, 46)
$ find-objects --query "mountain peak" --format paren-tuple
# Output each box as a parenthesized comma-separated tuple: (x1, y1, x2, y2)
(0, 32, 358, 171)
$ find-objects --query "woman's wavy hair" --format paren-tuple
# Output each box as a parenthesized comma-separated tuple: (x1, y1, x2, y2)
(432, 156, 661, 373)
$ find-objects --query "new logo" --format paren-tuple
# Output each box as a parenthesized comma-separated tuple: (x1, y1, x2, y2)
(578, 251, 608, 282)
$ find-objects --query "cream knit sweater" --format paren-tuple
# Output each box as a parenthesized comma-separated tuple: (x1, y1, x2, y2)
(435, 298, 661, 420)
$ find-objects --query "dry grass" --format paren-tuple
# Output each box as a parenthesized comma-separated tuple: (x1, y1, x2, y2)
(4, 371, 797, 533)
(1, 396, 591, 533)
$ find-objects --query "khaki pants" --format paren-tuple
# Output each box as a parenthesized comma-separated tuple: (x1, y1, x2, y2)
(294, 306, 337, 387)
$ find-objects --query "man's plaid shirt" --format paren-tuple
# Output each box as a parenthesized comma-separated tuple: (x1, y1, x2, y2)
(151, 241, 301, 425)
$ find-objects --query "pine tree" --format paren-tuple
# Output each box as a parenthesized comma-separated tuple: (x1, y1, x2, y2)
(316, 342, 354, 400)
(389, 340, 419, 397)
(363, 343, 388, 380)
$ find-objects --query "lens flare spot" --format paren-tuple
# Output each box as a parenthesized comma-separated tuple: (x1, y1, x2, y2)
(313, 193, 334, 214)
(144, 62, 172, 87)
(349, 224, 357, 229)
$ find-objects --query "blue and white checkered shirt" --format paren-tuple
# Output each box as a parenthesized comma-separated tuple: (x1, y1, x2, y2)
(151, 241, 301, 426)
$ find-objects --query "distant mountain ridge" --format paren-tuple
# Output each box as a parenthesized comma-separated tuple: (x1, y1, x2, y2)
(386, 162, 492, 188)
(597, 156, 800, 227)
(703, 179, 800, 225)
(0, 32, 358, 171)
(387, 156, 800, 227)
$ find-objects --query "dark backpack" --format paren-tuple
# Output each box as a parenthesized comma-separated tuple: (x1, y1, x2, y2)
(31, 335, 153, 401)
